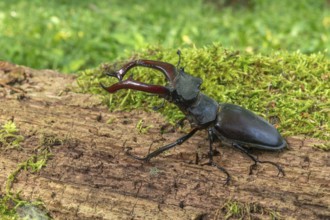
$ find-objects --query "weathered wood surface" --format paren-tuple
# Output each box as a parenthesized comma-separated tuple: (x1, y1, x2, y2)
(0, 62, 329, 219)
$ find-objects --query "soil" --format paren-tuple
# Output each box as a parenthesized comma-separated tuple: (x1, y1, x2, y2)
(0, 61, 329, 220)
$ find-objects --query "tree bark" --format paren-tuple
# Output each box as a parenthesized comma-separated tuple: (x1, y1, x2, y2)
(0, 62, 329, 220)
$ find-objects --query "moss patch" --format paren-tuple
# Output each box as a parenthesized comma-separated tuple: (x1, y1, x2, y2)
(221, 200, 282, 220)
(0, 147, 52, 220)
(0, 121, 24, 150)
(0, 123, 56, 219)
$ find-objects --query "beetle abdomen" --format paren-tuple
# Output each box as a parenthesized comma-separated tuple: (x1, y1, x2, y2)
(214, 103, 286, 150)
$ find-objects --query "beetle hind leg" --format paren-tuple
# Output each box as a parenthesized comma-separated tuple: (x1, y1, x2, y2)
(232, 143, 285, 177)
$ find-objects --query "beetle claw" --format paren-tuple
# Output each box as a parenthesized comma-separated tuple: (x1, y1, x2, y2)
(249, 163, 258, 175)
(99, 82, 108, 90)
(125, 147, 151, 162)
(103, 70, 122, 81)
(248, 160, 285, 176)
(104, 71, 117, 77)
(202, 161, 231, 186)
(258, 160, 285, 177)
(276, 164, 285, 177)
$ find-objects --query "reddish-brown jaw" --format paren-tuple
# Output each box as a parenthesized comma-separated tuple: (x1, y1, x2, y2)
(100, 78, 170, 97)
(103, 59, 177, 82)
(101, 59, 178, 97)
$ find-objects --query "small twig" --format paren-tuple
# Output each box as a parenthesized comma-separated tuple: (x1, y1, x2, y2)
(0, 82, 25, 93)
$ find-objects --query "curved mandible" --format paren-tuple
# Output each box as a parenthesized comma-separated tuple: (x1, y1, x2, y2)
(109, 60, 177, 82)
(100, 77, 171, 98)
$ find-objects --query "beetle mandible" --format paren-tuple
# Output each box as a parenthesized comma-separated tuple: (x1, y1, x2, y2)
(101, 51, 286, 184)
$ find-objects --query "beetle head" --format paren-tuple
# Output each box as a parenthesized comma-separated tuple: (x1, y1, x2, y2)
(168, 50, 203, 104)
(171, 69, 202, 103)
(101, 50, 203, 104)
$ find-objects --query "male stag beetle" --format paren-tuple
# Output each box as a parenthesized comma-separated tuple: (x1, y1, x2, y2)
(101, 51, 286, 184)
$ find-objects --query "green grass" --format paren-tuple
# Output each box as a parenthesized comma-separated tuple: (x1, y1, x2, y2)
(77, 45, 330, 147)
(0, 0, 329, 73)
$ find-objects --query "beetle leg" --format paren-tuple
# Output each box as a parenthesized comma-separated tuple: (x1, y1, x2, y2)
(152, 99, 166, 111)
(176, 117, 188, 128)
(159, 117, 188, 135)
(126, 127, 200, 161)
(206, 128, 231, 185)
(232, 143, 285, 176)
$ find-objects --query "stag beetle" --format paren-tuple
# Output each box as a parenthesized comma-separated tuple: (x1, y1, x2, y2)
(101, 51, 286, 184)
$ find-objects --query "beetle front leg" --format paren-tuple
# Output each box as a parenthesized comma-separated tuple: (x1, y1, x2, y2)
(232, 143, 285, 176)
(126, 127, 200, 161)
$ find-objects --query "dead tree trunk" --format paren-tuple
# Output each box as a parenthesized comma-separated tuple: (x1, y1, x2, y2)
(0, 62, 329, 220)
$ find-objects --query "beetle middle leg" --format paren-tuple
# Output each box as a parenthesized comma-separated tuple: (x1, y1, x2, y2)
(126, 127, 200, 162)
(204, 128, 231, 185)
(232, 143, 285, 176)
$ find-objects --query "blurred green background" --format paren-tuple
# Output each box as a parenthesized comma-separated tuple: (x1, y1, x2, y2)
(0, 0, 329, 73)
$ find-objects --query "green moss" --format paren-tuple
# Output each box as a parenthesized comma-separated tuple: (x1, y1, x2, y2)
(39, 133, 63, 147)
(222, 200, 282, 220)
(136, 119, 153, 134)
(77, 44, 329, 147)
(0, 131, 56, 219)
(149, 167, 161, 176)
(223, 201, 243, 219)
(1, 147, 52, 219)
(0, 121, 24, 150)
(0, 198, 18, 219)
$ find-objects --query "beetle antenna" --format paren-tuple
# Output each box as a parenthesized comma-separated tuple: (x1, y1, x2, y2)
(176, 50, 182, 69)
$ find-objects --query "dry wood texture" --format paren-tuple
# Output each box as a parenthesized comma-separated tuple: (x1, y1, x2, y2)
(0, 62, 329, 219)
